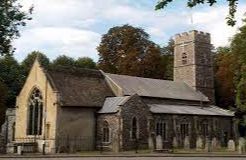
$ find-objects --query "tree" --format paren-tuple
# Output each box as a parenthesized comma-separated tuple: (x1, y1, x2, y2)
(97, 24, 163, 79)
(21, 51, 50, 75)
(161, 39, 174, 80)
(229, 20, 246, 136)
(75, 57, 97, 69)
(0, 0, 32, 56)
(52, 55, 75, 67)
(155, 0, 240, 26)
(214, 47, 236, 109)
(231, 20, 246, 110)
(0, 55, 23, 107)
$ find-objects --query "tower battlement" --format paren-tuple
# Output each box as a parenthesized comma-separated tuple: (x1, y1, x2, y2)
(174, 30, 210, 44)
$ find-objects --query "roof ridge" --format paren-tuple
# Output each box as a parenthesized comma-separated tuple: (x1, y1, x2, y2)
(106, 73, 176, 83)
(47, 66, 103, 78)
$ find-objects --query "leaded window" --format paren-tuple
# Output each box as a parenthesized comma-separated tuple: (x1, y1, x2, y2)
(180, 123, 189, 139)
(156, 120, 167, 140)
(102, 121, 110, 143)
(27, 88, 43, 135)
(201, 122, 209, 137)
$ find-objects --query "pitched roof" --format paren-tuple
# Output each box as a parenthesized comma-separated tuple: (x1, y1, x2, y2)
(46, 67, 114, 107)
(105, 73, 209, 102)
(149, 104, 234, 117)
(98, 96, 130, 113)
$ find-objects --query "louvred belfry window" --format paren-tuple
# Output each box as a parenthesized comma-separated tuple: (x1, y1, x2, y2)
(182, 52, 188, 65)
(27, 88, 43, 135)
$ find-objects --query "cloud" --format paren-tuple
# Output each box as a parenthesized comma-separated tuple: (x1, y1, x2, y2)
(14, 0, 246, 62)
(14, 27, 100, 61)
(191, 4, 246, 47)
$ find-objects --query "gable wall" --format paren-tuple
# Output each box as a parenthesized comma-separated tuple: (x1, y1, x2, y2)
(15, 61, 58, 153)
(120, 95, 152, 150)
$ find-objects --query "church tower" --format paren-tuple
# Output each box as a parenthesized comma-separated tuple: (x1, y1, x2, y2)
(173, 30, 215, 103)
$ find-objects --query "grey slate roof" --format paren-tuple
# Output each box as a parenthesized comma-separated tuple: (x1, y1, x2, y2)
(149, 104, 234, 117)
(98, 96, 130, 113)
(105, 73, 209, 102)
(46, 67, 114, 107)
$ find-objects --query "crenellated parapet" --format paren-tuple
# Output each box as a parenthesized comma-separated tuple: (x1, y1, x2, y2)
(174, 30, 210, 45)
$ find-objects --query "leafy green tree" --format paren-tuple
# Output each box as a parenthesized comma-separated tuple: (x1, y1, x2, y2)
(75, 57, 97, 69)
(229, 20, 246, 136)
(0, 0, 32, 56)
(52, 55, 75, 67)
(21, 51, 50, 75)
(0, 55, 23, 107)
(97, 24, 163, 79)
(231, 20, 246, 110)
(155, 0, 240, 26)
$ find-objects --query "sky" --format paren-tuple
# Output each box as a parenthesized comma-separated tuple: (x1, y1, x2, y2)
(14, 0, 246, 62)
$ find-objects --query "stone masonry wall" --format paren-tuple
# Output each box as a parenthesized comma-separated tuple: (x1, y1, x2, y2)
(96, 113, 120, 152)
(152, 114, 233, 149)
(120, 95, 152, 151)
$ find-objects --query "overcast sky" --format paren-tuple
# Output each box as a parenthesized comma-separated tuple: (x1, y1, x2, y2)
(14, 0, 246, 62)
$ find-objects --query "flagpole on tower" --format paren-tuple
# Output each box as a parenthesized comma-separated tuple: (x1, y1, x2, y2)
(189, 8, 195, 30)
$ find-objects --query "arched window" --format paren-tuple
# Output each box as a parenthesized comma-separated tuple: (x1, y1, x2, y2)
(102, 121, 110, 143)
(180, 123, 189, 139)
(131, 117, 138, 140)
(201, 121, 209, 137)
(156, 120, 167, 140)
(182, 52, 188, 65)
(27, 88, 43, 135)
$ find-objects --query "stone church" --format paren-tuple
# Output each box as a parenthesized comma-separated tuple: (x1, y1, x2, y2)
(4, 30, 235, 153)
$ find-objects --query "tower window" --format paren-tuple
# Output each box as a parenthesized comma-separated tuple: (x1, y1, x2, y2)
(27, 88, 43, 135)
(182, 52, 188, 65)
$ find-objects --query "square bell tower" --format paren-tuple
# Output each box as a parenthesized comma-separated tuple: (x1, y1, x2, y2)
(174, 30, 215, 103)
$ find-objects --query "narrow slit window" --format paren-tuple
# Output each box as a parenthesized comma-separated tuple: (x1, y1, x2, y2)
(102, 121, 110, 143)
(131, 117, 138, 140)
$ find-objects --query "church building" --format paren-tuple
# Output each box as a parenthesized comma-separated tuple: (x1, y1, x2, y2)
(7, 30, 234, 153)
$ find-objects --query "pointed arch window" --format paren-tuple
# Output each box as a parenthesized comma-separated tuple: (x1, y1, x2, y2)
(156, 120, 167, 140)
(201, 121, 209, 137)
(131, 117, 138, 140)
(27, 88, 43, 135)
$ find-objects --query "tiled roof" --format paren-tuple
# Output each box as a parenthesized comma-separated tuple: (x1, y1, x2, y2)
(149, 104, 234, 116)
(98, 96, 130, 113)
(105, 73, 209, 102)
